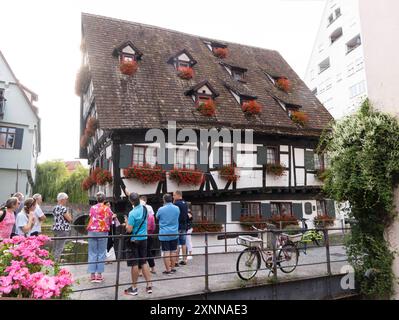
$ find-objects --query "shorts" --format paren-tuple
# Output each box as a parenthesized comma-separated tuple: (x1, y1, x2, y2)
(126, 239, 148, 267)
(178, 229, 187, 246)
(160, 239, 178, 252)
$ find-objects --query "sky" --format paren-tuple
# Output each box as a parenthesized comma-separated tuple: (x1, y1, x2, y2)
(0, 0, 326, 163)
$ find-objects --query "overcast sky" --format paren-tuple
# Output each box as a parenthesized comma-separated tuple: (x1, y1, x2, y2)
(0, 0, 325, 163)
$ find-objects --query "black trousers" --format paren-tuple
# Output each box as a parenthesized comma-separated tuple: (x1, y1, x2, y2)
(139, 235, 155, 269)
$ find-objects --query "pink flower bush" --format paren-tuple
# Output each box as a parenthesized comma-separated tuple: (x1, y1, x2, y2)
(0, 236, 73, 299)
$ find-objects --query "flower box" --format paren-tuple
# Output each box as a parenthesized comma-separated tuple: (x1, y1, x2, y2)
(85, 117, 98, 137)
(290, 111, 309, 126)
(123, 164, 165, 184)
(177, 66, 194, 80)
(218, 164, 239, 182)
(196, 99, 216, 117)
(213, 47, 228, 59)
(91, 168, 113, 185)
(0, 236, 73, 299)
(168, 167, 204, 186)
(266, 163, 286, 177)
(120, 60, 138, 76)
(276, 77, 291, 92)
(192, 219, 223, 233)
(239, 215, 268, 231)
(313, 214, 335, 228)
(242, 100, 262, 115)
(267, 214, 299, 228)
(82, 176, 95, 191)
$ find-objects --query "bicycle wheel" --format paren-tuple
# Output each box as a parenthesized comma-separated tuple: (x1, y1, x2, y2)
(313, 231, 324, 247)
(236, 248, 261, 281)
(277, 243, 299, 273)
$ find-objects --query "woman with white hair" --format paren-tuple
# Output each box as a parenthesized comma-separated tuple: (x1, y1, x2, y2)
(52, 192, 73, 261)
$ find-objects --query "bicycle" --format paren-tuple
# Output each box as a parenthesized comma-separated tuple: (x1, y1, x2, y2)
(298, 218, 324, 254)
(236, 225, 300, 281)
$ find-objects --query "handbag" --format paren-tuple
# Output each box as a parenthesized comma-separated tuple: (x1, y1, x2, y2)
(129, 206, 148, 245)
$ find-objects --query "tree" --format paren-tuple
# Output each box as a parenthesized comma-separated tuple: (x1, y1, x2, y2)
(34, 161, 89, 204)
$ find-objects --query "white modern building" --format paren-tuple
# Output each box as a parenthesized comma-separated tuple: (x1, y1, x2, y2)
(0, 50, 41, 200)
(305, 0, 367, 119)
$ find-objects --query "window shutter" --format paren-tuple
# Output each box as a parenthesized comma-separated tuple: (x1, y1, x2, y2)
(196, 149, 208, 172)
(215, 204, 227, 223)
(14, 128, 24, 150)
(163, 149, 174, 170)
(231, 202, 242, 222)
(119, 145, 133, 169)
(261, 203, 272, 218)
(326, 200, 336, 218)
(305, 151, 315, 170)
(292, 203, 303, 219)
(304, 202, 313, 215)
(257, 146, 267, 165)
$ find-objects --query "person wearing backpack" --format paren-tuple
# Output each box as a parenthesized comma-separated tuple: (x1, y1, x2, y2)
(123, 192, 152, 296)
(0, 197, 19, 240)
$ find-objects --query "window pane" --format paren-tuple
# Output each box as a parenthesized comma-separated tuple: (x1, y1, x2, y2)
(280, 203, 292, 216)
(203, 205, 215, 222)
(0, 133, 6, 148)
(267, 148, 277, 164)
(175, 149, 185, 169)
(133, 146, 145, 165)
(8, 128, 16, 133)
(186, 150, 196, 169)
(242, 203, 260, 216)
(0, 127, 7, 133)
(191, 205, 203, 222)
(271, 203, 279, 216)
(316, 201, 327, 215)
(146, 147, 157, 165)
(223, 148, 232, 165)
(7, 133, 15, 149)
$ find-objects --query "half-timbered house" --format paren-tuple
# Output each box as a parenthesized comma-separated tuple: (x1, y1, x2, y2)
(78, 13, 336, 231)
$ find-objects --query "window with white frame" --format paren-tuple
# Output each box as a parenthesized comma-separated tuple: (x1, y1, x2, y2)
(267, 147, 278, 165)
(241, 202, 261, 217)
(319, 58, 330, 74)
(271, 202, 292, 216)
(191, 204, 215, 222)
(349, 81, 366, 99)
(175, 148, 196, 169)
(132, 145, 158, 165)
(316, 200, 327, 216)
(0, 127, 16, 149)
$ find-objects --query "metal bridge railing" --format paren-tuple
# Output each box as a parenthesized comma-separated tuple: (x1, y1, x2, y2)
(43, 222, 351, 300)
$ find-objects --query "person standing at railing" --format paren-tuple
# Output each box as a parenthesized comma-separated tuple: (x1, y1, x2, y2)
(87, 192, 116, 283)
(52, 193, 73, 262)
(10, 192, 24, 237)
(0, 197, 19, 240)
(31, 194, 46, 236)
(15, 198, 37, 236)
(156, 193, 180, 275)
(138, 195, 156, 275)
(173, 190, 189, 266)
(124, 192, 153, 296)
(185, 208, 194, 261)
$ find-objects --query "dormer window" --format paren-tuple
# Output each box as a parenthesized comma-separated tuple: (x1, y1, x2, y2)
(113, 41, 143, 76)
(222, 63, 247, 82)
(168, 50, 197, 80)
(204, 41, 228, 59)
(185, 81, 219, 117)
(265, 73, 291, 92)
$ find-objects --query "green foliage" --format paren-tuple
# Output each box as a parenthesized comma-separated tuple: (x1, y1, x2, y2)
(34, 161, 89, 204)
(321, 99, 399, 298)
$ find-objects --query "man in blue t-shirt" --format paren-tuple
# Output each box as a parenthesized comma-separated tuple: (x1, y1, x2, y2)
(156, 193, 180, 275)
(173, 190, 189, 266)
(124, 192, 152, 296)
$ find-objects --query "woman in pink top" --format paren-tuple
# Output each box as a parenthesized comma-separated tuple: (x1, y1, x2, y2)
(0, 197, 19, 240)
(87, 192, 116, 283)
(139, 196, 156, 275)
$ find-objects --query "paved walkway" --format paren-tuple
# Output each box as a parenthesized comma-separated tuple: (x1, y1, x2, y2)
(67, 239, 348, 300)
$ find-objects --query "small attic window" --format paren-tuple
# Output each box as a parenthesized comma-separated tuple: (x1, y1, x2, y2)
(330, 27, 343, 44)
(223, 64, 246, 82)
(205, 41, 228, 59)
(120, 45, 136, 62)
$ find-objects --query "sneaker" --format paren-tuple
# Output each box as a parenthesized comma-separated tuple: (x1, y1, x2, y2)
(96, 274, 104, 283)
(150, 270, 157, 275)
(179, 261, 187, 265)
(89, 274, 96, 283)
(170, 268, 177, 273)
(124, 287, 138, 296)
(146, 286, 153, 294)
(162, 270, 172, 276)
(174, 263, 179, 267)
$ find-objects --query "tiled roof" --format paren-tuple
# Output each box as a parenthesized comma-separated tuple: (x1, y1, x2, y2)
(81, 13, 333, 137)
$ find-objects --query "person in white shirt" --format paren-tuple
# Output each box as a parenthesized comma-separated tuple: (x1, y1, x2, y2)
(32, 194, 46, 236)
